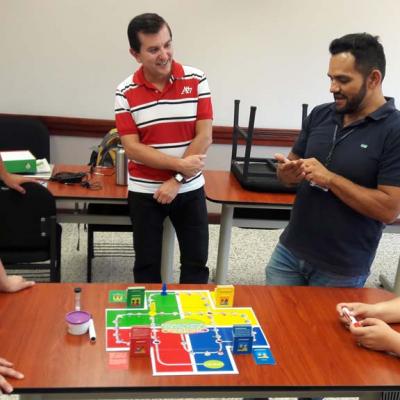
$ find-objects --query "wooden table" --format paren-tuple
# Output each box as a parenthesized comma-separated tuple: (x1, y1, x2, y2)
(47, 164, 176, 283)
(204, 170, 295, 284)
(1, 283, 399, 399)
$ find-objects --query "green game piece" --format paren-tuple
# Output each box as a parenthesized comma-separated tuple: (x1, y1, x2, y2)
(109, 290, 127, 303)
(126, 286, 145, 308)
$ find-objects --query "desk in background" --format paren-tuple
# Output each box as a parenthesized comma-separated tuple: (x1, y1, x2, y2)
(1, 283, 399, 399)
(204, 170, 295, 284)
(204, 170, 400, 292)
(44, 167, 400, 289)
(47, 164, 176, 282)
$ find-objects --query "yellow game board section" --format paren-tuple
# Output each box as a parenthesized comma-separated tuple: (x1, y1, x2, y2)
(179, 291, 213, 312)
(178, 291, 214, 324)
(210, 308, 258, 325)
(177, 290, 258, 326)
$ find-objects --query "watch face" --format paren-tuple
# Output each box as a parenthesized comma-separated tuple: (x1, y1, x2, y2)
(175, 173, 184, 183)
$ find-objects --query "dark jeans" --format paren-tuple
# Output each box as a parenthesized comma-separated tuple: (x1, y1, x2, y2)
(128, 187, 209, 283)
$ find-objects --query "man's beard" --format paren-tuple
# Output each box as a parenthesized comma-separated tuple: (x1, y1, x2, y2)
(334, 80, 367, 115)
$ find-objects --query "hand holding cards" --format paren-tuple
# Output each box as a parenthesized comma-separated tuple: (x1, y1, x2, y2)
(342, 306, 361, 327)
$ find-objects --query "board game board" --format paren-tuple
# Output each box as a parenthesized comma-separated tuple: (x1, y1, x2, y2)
(106, 289, 271, 375)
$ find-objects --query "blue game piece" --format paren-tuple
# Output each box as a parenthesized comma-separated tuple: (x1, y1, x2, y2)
(232, 324, 253, 354)
(161, 283, 167, 296)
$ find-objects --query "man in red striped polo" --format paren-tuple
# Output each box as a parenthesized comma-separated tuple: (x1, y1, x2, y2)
(115, 13, 213, 283)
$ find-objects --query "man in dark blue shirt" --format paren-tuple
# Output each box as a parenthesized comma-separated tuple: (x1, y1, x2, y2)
(267, 33, 400, 287)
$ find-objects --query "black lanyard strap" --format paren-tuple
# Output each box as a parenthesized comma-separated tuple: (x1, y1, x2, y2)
(325, 125, 355, 167)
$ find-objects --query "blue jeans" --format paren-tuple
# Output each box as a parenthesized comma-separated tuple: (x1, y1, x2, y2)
(266, 242, 369, 287)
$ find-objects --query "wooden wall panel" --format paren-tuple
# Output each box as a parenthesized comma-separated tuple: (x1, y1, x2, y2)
(0, 113, 299, 146)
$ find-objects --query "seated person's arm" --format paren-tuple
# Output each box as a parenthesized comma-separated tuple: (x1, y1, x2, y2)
(0, 259, 32, 393)
(0, 156, 35, 194)
(337, 299, 400, 324)
(350, 318, 400, 355)
(337, 300, 400, 355)
(0, 260, 34, 293)
(367, 297, 400, 323)
(0, 357, 24, 394)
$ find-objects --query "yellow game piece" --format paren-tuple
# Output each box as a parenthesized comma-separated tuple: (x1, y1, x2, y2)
(214, 285, 235, 307)
(149, 301, 156, 316)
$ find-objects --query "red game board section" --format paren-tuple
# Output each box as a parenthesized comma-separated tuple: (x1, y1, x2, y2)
(152, 330, 193, 373)
(107, 328, 131, 349)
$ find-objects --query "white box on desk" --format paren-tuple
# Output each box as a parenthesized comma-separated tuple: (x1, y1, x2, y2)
(0, 150, 37, 173)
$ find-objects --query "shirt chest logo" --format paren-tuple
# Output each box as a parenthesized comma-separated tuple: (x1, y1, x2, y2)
(181, 86, 192, 95)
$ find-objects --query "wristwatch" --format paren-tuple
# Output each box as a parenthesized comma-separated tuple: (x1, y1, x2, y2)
(174, 173, 185, 183)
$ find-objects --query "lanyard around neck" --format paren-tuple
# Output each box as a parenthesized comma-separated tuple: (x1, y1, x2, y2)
(325, 125, 355, 167)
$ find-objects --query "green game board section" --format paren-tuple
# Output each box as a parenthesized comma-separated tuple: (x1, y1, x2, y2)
(146, 292, 179, 312)
(106, 291, 181, 327)
(106, 309, 150, 327)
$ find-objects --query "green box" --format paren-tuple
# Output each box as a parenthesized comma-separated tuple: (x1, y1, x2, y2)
(1, 151, 37, 174)
(126, 286, 145, 308)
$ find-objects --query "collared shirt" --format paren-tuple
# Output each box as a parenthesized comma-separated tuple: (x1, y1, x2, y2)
(281, 98, 400, 275)
(115, 60, 213, 194)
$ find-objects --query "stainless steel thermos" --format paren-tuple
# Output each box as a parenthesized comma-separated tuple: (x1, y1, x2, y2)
(115, 144, 128, 186)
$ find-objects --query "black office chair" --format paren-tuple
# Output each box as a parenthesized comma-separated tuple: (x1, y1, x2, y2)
(0, 116, 50, 161)
(0, 182, 62, 282)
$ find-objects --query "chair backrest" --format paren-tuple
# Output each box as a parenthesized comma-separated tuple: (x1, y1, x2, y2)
(0, 116, 50, 161)
(0, 182, 56, 250)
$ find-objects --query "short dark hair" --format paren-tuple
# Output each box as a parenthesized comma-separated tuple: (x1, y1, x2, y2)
(329, 33, 386, 81)
(127, 13, 172, 53)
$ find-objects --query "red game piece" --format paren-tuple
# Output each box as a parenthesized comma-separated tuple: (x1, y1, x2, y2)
(130, 326, 151, 357)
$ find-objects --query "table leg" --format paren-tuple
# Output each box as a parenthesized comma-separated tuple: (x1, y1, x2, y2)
(379, 255, 400, 295)
(215, 204, 234, 284)
(161, 217, 175, 283)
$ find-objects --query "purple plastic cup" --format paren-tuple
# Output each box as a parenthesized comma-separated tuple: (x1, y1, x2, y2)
(66, 310, 91, 335)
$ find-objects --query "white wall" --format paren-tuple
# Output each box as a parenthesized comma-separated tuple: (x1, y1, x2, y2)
(1, 0, 400, 130)
(4, 0, 398, 213)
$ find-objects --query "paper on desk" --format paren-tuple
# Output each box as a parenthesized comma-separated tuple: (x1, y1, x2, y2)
(36, 158, 51, 173)
(21, 158, 54, 180)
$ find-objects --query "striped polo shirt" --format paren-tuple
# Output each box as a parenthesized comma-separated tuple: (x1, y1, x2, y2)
(115, 60, 213, 194)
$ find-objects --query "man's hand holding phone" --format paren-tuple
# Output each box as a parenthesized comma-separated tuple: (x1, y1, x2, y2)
(274, 153, 305, 186)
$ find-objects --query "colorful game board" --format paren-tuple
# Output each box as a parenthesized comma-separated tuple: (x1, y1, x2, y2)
(105, 289, 271, 375)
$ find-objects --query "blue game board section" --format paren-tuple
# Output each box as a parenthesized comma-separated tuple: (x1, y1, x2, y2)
(189, 329, 235, 372)
(188, 327, 268, 350)
(252, 326, 269, 347)
(186, 326, 271, 372)
(189, 327, 229, 351)
(195, 326, 268, 347)
(193, 350, 235, 372)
